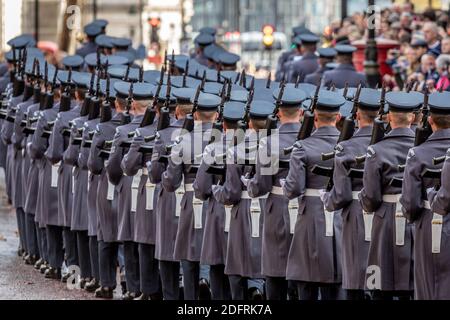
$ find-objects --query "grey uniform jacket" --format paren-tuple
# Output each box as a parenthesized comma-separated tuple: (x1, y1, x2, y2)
(88, 112, 124, 242)
(122, 120, 159, 245)
(149, 118, 184, 262)
(63, 114, 88, 231)
(213, 130, 265, 278)
(23, 103, 41, 215)
(288, 52, 319, 83)
(194, 133, 229, 266)
(275, 50, 296, 82)
(428, 149, 450, 299)
(45, 102, 80, 228)
(322, 64, 367, 89)
(106, 114, 144, 242)
(247, 122, 300, 278)
(79, 117, 100, 236)
(304, 67, 330, 86)
(323, 126, 372, 290)
(359, 127, 415, 292)
(162, 122, 213, 262)
(11, 98, 35, 209)
(401, 129, 450, 299)
(283, 126, 342, 283)
(29, 103, 60, 227)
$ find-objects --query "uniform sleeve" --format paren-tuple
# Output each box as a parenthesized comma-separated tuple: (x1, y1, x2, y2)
(193, 146, 214, 201)
(247, 138, 273, 198)
(12, 106, 25, 150)
(212, 162, 243, 206)
(87, 130, 106, 175)
(105, 129, 126, 186)
(63, 125, 82, 166)
(283, 142, 307, 200)
(1, 108, 14, 145)
(77, 128, 91, 170)
(45, 116, 65, 164)
(430, 150, 450, 215)
(359, 146, 383, 213)
(323, 145, 353, 212)
(149, 137, 166, 184)
(161, 141, 183, 192)
(121, 134, 144, 177)
(400, 149, 424, 221)
(28, 114, 48, 160)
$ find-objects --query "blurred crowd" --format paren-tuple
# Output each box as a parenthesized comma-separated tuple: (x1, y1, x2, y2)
(323, 2, 450, 92)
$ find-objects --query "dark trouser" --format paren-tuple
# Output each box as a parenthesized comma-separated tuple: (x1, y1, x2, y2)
(229, 275, 248, 300)
(266, 276, 288, 300)
(76, 230, 91, 279)
(46, 225, 64, 269)
(138, 243, 161, 295)
(98, 241, 119, 288)
(296, 281, 340, 300)
(89, 236, 100, 281)
(123, 241, 140, 294)
(159, 260, 180, 300)
(63, 227, 79, 268)
(346, 289, 366, 300)
(25, 213, 39, 257)
(16, 208, 27, 253)
(181, 260, 200, 300)
(36, 225, 48, 261)
(371, 290, 413, 301)
(209, 264, 231, 300)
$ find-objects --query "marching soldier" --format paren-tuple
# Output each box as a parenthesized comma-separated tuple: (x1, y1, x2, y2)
(162, 92, 221, 300)
(149, 87, 194, 300)
(213, 100, 274, 300)
(359, 91, 422, 300)
(76, 22, 104, 58)
(287, 33, 320, 84)
(245, 87, 307, 300)
(304, 48, 337, 86)
(282, 90, 346, 300)
(105, 81, 145, 299)
(121, 81, 163, 300)
(322, 45, 367, 89)
(322, 88, 381, 300)
(401, 91, 450, 299)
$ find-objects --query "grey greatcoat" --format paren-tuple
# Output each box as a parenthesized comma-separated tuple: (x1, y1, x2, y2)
(322, 64, 367, 89)
(162, 122, 212, 262)
(247, 122, 300, 278)
(122, 121, 159, 245)
(64, 114, 89, 231)
(359, 127, 415, 292)
(428, 147, 450, 299)
(212, 130, 265, 279)
(194, 134, 229, 266)
(24, 103, 41, 216)
(88, 112, 124, 242)
(323, 126, 372, 290)
(29, 103, 60, 227)
(287, 52, 319, 84)
(149, 118, 184, 262)
(283, 126, 342, 284)
(401, 129, 450, 299)
(79, 117, 100, 236)
(45, 102, 80, 228)
(11, 99, 35, 209)
(106, 114, 144, 242)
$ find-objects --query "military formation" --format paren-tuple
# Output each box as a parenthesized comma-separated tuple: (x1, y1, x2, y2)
(1, 19, 450, 301)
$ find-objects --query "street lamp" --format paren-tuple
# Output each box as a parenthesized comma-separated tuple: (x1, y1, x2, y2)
(364, 0, 380, 88)
(34, 0, 39, 43)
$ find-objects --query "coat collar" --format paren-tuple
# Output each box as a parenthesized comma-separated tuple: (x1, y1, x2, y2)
(311, 125, 340, 137)
(427, 128, 450, 141)
(384, 127, 414, 139)
(335, 63, 356, 71)
(353, 125, 373, 137)
(130, 114, 144, 124)
(279, 122, 300, 133)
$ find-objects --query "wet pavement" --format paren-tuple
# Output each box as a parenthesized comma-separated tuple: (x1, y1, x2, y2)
(0, 171, 117, 300)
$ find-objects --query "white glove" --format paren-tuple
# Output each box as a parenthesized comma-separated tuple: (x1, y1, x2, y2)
(318, 189, 327, 203)
(240, 175, 250, 188)
(279, 178, 286, 188)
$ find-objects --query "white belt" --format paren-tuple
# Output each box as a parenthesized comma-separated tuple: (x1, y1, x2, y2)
(184, 183, 194, 192)
(271, 186, 298, 234)
(352, 191, 360, 200)
(142, 167, 148, 176)
(304, 188, 335, 237)
(183, 183, 203, 229)
(51, 161, 61, 188)
(131, 169, 144, 212)
(383, 194, 405, 246)
(304, 188, 321, 197)
(271, 186, 284, 196)
(424, 200, 431, 210)
(352, 190, 373, 242)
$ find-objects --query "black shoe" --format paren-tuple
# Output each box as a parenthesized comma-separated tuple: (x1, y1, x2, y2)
(80, 278, 90, 289)
(44, 267, 61, 280)
(61, 271, 73, 283)
(17, 247, 24, 257)
(249, 288, 264, 301)
(122, 291, 141, 300)
(120, 281, 127, 295)
(40, 262, 49, 274)
(34, 258, 44, 270)
(85, 279, 100, 293)
(25, 255, 38, 265)
(95, 287, 114, 299)
(150, 292, 163, 300)
(198, 278, 211, 300)
(134, 293, 150, 300)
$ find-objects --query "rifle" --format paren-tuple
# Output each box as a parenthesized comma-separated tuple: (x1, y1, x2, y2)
(181, 83, 201, 133)
(211, 80, 229, 135)
(100, 75, 113, 123)
(266, 72, 271, 89)
(121, 82, 133, 125)
(284, 77, 322, 155)
(182, 60, 189, 87)
(80, 72, 95, 117)
(265, 80, 286, 134)
(414, 87, 432, 146)
(59, 68, 72, 112)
